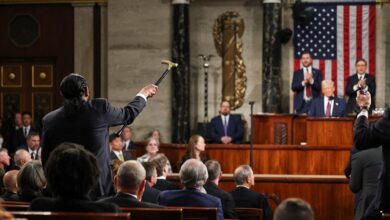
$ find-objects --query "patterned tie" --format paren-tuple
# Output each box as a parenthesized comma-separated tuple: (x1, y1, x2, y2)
(305, 68, 312, 97)
(223, 117, 228, 136)
(325, 101, 331, 117)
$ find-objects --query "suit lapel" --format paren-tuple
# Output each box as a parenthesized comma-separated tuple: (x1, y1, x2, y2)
(319, 97, 325, 117)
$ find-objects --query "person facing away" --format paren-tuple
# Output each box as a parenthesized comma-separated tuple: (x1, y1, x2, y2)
(15, 161, 46, 202)
(149, 153, 178, 191)
(346, 58, 376, 114)
(158, 159, 224, 220)
(99, 160, 163, 208)
(13, 149, 32, 169)
(30, 142, 120, 212)
(291, 51, 322, 114)
(309, 80, 347, 117)
(207, 101, 244, 144)
(41, 73, 157, 197)
(1, 170, 19, 201)
(204, 160, 237, 219)
(273, 198, 314, 220)
(230, 165, 273, 220)
(141, 161, 160, 204)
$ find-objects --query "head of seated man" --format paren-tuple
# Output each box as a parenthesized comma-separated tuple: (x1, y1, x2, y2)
(321, 80, 335, 98)
(274, 198, 314, 220)
(180, 158, 208, 190)
(233, 165, 255, 188)
(14, 149, 32, 169)
(3, 170, 19, 195)
(115, 160, 146, 199)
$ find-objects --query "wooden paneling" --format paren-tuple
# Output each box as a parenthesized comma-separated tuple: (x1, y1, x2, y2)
(306, 118, 354, 146)
(167, 174, 354, 220)
(133, 144, 351, 174)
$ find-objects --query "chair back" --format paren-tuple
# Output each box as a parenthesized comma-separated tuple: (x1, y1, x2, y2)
(235, 208, 263, 220)
(0, 201, 30, 211)
(11, 211, 131, 220)
(121, 207, 182, 220)
(180, 207, 217, 220)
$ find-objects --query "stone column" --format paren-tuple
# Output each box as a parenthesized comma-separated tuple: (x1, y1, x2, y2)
(172, 0, 190, 143)
(262, 0, 282, 112)
(99, 2, 108, 98)
(73, 3, 94, 97)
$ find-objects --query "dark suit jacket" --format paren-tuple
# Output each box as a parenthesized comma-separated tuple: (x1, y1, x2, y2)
(1, 191, 18, 201)
(123, 140, 136, 150)
(158, 188, 224, 220)
(153, 179, 179, 191)
(354, 109, 390, 218)
(346, 73, 376, 113)
(17, 145, 41, 160)
(142, 184, 160, 204)
(230, 186, 272, 220)
(308, 96, 347, 117)
(207, 114, 243, 144)
(41, 97, 146, 197)
(204, 181, 237, 219)
(99, 192, 163, 208)
(291, 67, 322, 113)
(350, 147, 383, 220)
(29, 197, 120, 212)
(109, 150, 132, 161)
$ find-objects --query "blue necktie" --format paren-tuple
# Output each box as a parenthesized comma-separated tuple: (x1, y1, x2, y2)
(223, 117, 228, 136)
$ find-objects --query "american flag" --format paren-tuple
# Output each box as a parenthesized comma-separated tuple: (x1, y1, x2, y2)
(294, 3, 376, 97)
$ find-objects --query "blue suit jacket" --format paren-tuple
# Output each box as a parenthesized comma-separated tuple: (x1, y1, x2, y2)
(207, 114, 243, 144)
(158, 188, 224, 220)
(291, 68, 322, 113)
(309, 96, 347, 117)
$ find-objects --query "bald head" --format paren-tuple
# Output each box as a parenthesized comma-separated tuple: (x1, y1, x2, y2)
(14, 149, 32, 168)
(116, 160, 146, 193)
(3, 170, 19, 193)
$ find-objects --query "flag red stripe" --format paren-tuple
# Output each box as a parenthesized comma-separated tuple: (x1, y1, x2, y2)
(332, 60, 338, 96)
(319, 60, 325, 80)
(369, 5, 376, 76)
(356, 6, 363, 59)
(294, 59, 300, 72)
(343, 6, 350, 94)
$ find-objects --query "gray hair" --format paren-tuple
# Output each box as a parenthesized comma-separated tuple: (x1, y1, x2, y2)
(321, 79, 334, 87)
(233, 165, 253, 185)
(117, 160, 146, 190)
(205, 160, 221, 181)
(274, 198, 314, 220)
(17, 161, 46, 198)
(14, 149, 30, 168)
(180, 159, 208, 188)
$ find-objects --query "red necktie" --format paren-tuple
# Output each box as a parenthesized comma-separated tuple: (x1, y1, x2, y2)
(305, 68, 312, 97)
(325, 101, 331, 117)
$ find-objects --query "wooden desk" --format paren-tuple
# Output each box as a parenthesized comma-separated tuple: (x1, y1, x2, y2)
(306, 118, 354, 146)
(133, 144, 351, 174)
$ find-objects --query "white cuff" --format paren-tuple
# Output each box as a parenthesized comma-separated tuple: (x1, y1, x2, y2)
(136, 93, 147, 102)
(309, 78, 314, 85)
(302, 81, 306, 87)
(353, 84, 359, 91)
(357, 110, 368, 118)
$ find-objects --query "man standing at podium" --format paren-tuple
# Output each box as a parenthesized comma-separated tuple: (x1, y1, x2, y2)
(207, 101, 243, 144)
(309, 80, 347, 117)
(291, 51, 322, 114)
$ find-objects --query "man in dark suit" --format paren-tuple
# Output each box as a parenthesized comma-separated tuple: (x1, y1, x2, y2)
(99, 160, 163, 208)
(204, 160, 237, 219)
(150, 154, 178, 191)
(17, 132, 41, 161)
(30, 142, 120, 212)
(158, 159, 224, 220)
(291, 51, 322, 114)
(141, 162, 160, 204)
(13, 112, 39, 153)
(109, 133, 132, 162)
(41, 73, 157, 197)
(354, 91, 389, 219)
(346, 58, 376, 114)
(121, 126, 136, 150)
(1, 170, 18, 201)
(207, 101, 243, 144)
(230, 165, 272, 220)
(349, 147, 382, 220)
(309, 80, 347, 117)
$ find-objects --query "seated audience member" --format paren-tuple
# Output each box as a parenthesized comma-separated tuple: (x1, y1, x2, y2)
(17, 132, 41, 160)
(141, 162, 160, 204)
(204, 160, 237, 219)
(149, 129, 162, 143)
(273, 198, 314, 220)
(158, 159, 224, 220)
(14, 149, 33, 169)
(180, 135, 210, 166)
(137, 137, 172, 173)
(15, 161, 46, 202)
(230, 165, 272, 220)
(29, 142, 119, 212)
(1, 170, 18, 201)
(0, 149, 11, 189)
(349, 147, 383, 220)
(309, 80, 347, 117)
(99, 160, 163, 208)
(109, 133, 132, 162)
(150, 154, 178, 191)
(121, 126, 136, 150)
(207, 100, 244, 144)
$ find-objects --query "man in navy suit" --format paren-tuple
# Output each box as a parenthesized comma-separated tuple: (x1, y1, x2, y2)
(41, 73, 157, 197)
(207, 101, 243, 144)
(309, 80, 347, 117)
(291, 51, 322, 114)
(346, 58, 376, 114)
(158, 159, 224, 220)
(17, 132, 41, 161)
(121, 126, 136, 150)
(109, 133, 132, 162)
